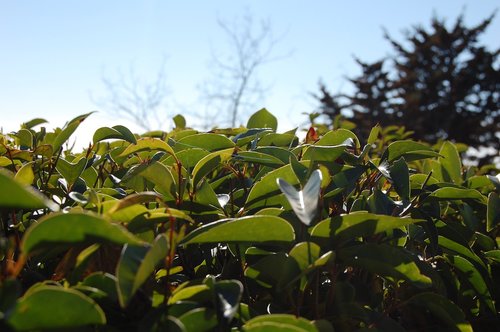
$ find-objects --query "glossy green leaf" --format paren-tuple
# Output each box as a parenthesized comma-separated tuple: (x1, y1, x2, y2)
(117, 234, 169, 307)
(311, 212, 423, 246)
(245, 252, 294, 289)
(7, 285, 106, 330)
(168, 284, 211, 305)
(247, 108, 278, 131)
(338, 244, 432, 287)
(177, 133, 235, 151)
(405, 293, 472, 332)
(119, 137, 176, 159)
(56, 157, 87, 187)
(487, 192, 500, 232)
(22, 212, 144, 255)
(428, 187, 486, 204)
(389, 157, 410, 201)
(302, 145, 346, 162)
(257, 133, 297, 147)
(0, 169, 58, 210)
(245, 164, 298, 211)
(367, 124, 380, 145)
(233, 151, 285, 167)
(52, 112, 93, 154)
(135, 161, 176, 199)
(315, 128, 359, 148)
(22, 118, 47, 129)
(180, 215, 295, 245)
(191, 148, 233, 188)
(173, 114, 186, 129)
(14, 161, 35, 185)
(243, 314, 318, 332)
(80, 272, 119, 303)
(382, 140, 440, 162)
(178, 308, 218, 332)
(16, 128, 33, 148)
(93, 125, 136, 144)
(439, 141, 462, 184)
(445, 255, 495, 313)
(484, 250, 500, 264)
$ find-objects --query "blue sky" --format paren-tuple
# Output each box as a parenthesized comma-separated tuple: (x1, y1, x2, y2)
(1, 1, 498, 146)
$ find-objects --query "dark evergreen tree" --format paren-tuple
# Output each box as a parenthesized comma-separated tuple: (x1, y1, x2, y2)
(317, 14, 499, 165)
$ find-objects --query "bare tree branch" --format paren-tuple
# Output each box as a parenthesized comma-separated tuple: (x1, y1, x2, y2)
(201, 10, 290, 127)
(91, 58, 170, 131)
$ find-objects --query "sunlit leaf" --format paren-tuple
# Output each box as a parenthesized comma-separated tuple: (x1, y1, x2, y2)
(243, 314, 318, 332)
(247, 108, 278, 131)
(0, 169, 58, 211)
(277, 169, 322, 226)
(311, 212, 423, 246)
(177, 133, 235, 151)
(117, 234, 169, 307)
(180, 215, 295, 245)
(22, 212, 144, 255)
(7, 285, 106, 330)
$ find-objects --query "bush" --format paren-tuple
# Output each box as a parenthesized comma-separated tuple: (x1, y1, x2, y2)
(0, 109, 498, 331)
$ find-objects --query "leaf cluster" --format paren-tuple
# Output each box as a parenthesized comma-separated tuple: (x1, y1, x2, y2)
(0, 109, 499, 331)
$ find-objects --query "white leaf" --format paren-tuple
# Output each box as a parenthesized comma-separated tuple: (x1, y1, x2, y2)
(277, 169, 322, 226)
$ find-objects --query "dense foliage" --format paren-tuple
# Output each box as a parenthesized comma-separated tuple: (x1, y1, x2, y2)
(316, 14, 499, 165)
(0, 110, 499, 331)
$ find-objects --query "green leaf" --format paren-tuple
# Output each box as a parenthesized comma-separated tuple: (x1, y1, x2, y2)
(178, 308, 218, 332)
(7, 285, 106, 330)
(135, 161, 176, 199)
(173, 114, 186, 129)
(117, 234, 169, 307)
(338, 244, 432, 288)
(22, 212, 144, 256)
(119, 137, 176, 159)
(52, 112, 93, 153)
(0, 169, 58, 211)
(445, 255, 495, 313)
(243, 314, 318, 332)
(405, 293, 472, 332)
(168, 284, 211, 304)
(14, 162, 35, 185)
(92, 125, 137, 144)
(233, 151, 285, 168)
(367, 124, 381, 145)
(56, 157, 87, 187)
(180, 215, 295, 245)
(382, 140, 440, 162)
(80, 272, 119, 303)
(16, 128, 33, 149)
(191, 148, 234, 188)
(258, 133, 297, 147)
(177, 133, 235, 151)
(22, 118, 47, 129)
(315, 129, 359, 148)
(389, 157, 410, 201)
(427, 187, 486, 204)
(302, 145, 346, 162)
(311, 212, 423, 246)
(245, 164, 299, 212)
(438, 141, 462, 184)
(247, 108, 278, 131)
(487, 192, 500, 232)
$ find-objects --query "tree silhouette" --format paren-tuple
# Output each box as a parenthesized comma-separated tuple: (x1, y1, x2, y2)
(317, 13, 499, 165)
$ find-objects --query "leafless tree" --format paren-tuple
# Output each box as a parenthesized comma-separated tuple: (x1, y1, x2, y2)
(201, 11, 289, 127)
(92, 59, 170, 132)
